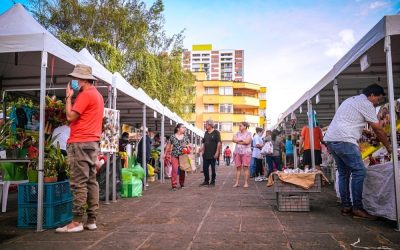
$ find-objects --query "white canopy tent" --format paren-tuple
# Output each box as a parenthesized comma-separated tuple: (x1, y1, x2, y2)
(0, 4, 204, 231)
(273, 15, 400, 230)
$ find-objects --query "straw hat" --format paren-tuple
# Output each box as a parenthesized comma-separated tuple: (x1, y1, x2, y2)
(68, 64, 97, 81)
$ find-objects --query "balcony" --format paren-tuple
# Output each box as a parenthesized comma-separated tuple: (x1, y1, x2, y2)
(203, 95, 234, 104)
(233, 82, 260, 91)
(220, 132, 234, 141)
(233, 96, 259, 107)
(260, 100, 267, 109)
(202, 113, 233, 122)
(232, 114, 260, 124)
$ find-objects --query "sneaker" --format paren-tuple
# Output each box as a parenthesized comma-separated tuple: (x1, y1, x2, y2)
(56, 223, 84, 233)
(254, 177, 262, 182)
(352, 208, 377, 220)
(261, 176, 267, 181)
(171, 187, 178, 191)
(209, 181, 215, 186)
(341, 207, 352, 216)
(199, 181, 209, 186)
(84, 223, 97, 230)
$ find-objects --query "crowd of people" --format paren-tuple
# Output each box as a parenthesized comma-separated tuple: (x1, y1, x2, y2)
(54, 68, 391, 234)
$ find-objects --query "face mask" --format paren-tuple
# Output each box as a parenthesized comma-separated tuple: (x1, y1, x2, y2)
(71, 80, 80, 91)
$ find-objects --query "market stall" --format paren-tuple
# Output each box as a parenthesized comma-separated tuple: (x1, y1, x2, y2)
(0, 4, 204, 231)
(273, 15, 400, 229)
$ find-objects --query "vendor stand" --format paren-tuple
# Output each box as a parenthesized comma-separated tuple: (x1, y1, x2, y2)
(273, 15, 400, 230)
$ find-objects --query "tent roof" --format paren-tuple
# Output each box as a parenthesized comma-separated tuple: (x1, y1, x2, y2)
(0, 4, 82, 67)
(274, 15, 400, 129)
(0, 4, 204, 137)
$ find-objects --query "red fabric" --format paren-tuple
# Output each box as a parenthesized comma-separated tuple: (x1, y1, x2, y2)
(224, 148, 232, 157)
(68, 87, 104, 143)
(301, 126, 323, 150)
(171, 156, 185, 188)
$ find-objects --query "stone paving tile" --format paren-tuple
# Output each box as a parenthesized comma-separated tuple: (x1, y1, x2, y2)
(240, 216, 283, 232)
(0, 241, 95, 250)
(1, 165, 400, 249)
(193, 231, 288, 245)
(87, 232, 149, 250)
(286, 232, 342, 250)
(329, 231, 400, 249)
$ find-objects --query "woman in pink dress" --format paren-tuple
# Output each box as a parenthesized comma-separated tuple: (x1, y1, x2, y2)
(232, 122, 252, 187)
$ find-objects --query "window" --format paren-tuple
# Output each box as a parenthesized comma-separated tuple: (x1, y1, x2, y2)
(259, 93, 266, 100)
(220, 123, 233, 132)
(204, 105, 214, 113)
(219, 104, 233, 113)
(219, 87, 233, 95)
(192, 54, 200, 57)
(259, 109, 266, 116)
(205, 87, 214, 94)
(202, 53, 210, 57)
(191, 104, 196, 113)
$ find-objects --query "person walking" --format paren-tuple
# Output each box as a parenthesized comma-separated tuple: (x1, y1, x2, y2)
(166, 123, 190, 190)
(324, 84, 391, 220)
(270, 130, 283, 172)
(285, 135, 294, 168)
(200, 120, 221, 186)
(299, 123, 324, 170)
(56, 64, 104, 233)
(223, 146, 232, 166)
(232, 122, 252, 188)
(253, 127, 265, 182)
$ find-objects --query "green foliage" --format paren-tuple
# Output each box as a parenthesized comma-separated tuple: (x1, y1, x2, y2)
(0, 119, 12, 146)
(29, 0, 195, 115)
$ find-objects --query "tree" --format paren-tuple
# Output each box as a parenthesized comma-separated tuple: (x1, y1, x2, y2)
(29, 0, 194, 116)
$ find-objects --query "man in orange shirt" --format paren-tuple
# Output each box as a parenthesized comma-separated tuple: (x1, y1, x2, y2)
(299, 124, 324, 170)
(56, 64, 104, 233)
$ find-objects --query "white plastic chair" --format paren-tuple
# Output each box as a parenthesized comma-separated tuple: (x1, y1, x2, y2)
(0, 180, 28, 212)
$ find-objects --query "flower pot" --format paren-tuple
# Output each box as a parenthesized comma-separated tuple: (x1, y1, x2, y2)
(44, 176, 58, 183)
(6, 149, 18, 159)
(27, 169, 38, 183)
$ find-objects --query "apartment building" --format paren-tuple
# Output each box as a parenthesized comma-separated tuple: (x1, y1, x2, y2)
(185, 72, 267, 149)
(183, 44, 244, 81)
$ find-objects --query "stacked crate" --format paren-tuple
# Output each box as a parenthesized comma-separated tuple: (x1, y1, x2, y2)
(273, 174, 321, 211)
(17, 181, 73, 228)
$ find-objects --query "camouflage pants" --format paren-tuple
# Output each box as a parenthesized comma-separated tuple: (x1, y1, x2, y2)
(67, 142, 99, 223)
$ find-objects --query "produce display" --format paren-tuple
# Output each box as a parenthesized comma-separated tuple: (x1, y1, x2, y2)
(359, 102, 400, 162)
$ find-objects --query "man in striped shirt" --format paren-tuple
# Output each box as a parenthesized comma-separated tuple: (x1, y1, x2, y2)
(324, 84, 391, 220)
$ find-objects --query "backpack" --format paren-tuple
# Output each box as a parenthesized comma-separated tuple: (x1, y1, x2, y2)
(261, 141, 273, 155)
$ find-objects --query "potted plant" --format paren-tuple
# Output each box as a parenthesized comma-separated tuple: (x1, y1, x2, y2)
(42, 134, 69, 182)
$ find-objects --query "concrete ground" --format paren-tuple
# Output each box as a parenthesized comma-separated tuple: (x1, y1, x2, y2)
(0, 165, 399, 250)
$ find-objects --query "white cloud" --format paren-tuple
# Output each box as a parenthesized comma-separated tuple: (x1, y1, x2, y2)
(325, 29, 355, 58)
(369, 1, 388, 9)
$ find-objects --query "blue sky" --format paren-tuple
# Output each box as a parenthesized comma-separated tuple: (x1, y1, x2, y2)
(153, 0, 399, 125)
(2, 0, 400, 125)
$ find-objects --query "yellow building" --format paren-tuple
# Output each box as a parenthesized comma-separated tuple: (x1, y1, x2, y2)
(185, 72, 267, 149)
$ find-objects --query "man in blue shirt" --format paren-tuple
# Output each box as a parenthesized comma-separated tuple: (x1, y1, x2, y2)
(285, 135, 294, 168)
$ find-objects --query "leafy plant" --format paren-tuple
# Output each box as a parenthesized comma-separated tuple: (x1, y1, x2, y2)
(0, 119, 12, 146)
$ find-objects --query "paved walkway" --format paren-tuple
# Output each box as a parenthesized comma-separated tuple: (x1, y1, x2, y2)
(1, 165, 400, 249)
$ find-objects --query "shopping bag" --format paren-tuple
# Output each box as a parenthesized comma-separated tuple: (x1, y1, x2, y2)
(179, 154, 192, 172)
(261, 141, 273, 155)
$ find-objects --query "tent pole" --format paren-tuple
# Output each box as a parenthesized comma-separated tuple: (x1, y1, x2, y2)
(143, 104, 147, 190)
(307, 98, 316, 169)
(333, 79, 339, 111)
(161, 111, 165, 184)
(105, 86, 111, 205)
(36, 51, 47, 232)
(385, 35, 400, 231)
(112, 75, 117, 202)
